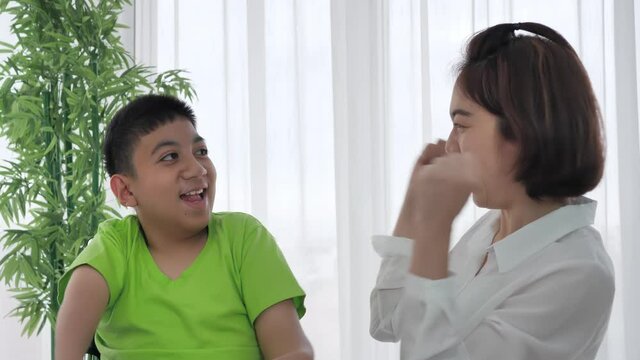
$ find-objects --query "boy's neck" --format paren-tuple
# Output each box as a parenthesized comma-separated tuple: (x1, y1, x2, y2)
(137, 217, 208, 253)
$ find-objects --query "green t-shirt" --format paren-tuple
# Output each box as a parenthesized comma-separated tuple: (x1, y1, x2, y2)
(58, 212, 306, 360)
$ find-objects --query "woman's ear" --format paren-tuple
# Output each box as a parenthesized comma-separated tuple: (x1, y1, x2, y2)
(109, 175, 138, 207)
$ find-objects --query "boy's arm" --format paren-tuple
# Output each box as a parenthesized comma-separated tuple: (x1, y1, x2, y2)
(55, 265, 109, 360)
(255, 299, 313, 360)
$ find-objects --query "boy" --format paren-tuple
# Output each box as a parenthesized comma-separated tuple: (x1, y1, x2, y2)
(55, 95, 312, 360)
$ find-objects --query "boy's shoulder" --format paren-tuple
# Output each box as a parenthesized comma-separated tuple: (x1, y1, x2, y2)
(210, 212, 274, 249)
(93, 215, 142, 248)
(211, 211, 264, 231)
(98, 215, 140, 233)
(98, 214, 139, 229)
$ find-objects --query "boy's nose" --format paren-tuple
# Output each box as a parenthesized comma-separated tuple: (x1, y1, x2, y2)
(183, 155, 207, 178)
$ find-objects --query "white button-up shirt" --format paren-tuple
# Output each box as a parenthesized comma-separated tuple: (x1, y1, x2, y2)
(370, 197, 614, 360)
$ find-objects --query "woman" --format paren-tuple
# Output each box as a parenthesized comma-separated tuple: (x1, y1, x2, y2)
(370, 22, 614, 360)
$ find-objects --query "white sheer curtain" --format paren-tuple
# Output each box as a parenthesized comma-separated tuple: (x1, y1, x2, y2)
(1, 1, 639, 359)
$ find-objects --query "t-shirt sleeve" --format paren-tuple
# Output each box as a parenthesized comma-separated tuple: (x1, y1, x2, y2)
(57, 220, 126, 309)
(237, 215, 306, 324)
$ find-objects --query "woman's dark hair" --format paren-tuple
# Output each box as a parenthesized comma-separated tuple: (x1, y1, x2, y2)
(103, 94, 196, 177)
(457, 22, 605, 199)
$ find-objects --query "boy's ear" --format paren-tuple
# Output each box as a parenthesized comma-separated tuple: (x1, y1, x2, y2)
(109, 175, 138, 207)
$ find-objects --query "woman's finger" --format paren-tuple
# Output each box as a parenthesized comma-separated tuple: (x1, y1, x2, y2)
(417, 140, 446, 166)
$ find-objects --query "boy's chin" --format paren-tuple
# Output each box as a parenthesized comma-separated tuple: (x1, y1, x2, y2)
(179, 205, 213, 227)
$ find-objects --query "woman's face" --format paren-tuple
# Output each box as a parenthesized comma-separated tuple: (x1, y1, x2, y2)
(446, 81, 521, 208)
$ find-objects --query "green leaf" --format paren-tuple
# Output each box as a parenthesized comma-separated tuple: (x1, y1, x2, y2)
(0, 40, 15, 50)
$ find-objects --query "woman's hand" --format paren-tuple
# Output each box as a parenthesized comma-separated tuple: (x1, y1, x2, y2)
(393, 141, 483, 279)
(414, 152, 480, 224)
(394, 141, 482, 241)
(393, 140, 446, 239)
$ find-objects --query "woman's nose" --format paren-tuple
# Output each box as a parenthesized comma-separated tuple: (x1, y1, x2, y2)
(445, 130, 460, 154)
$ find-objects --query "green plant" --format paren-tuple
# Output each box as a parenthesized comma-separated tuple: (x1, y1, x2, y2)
(0, 0, 195, 358)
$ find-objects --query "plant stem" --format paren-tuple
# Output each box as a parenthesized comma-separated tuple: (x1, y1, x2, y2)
(62, 73, 74, 219)
(90, 56, 100, 233)
(51, 328, 55, 360)
(43, 88, 58, 360)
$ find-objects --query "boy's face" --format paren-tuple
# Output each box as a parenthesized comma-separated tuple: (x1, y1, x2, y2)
(117, 118, 216, 235)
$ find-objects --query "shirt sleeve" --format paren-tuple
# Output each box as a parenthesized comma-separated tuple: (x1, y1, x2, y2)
(370, 235, 615, 360)
(238, 215, 306, 324)
(370, 235, 468, 359)
(57, 221, 126, 309)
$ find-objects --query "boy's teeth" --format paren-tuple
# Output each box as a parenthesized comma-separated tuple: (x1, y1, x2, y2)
(183, 189, 204, 196)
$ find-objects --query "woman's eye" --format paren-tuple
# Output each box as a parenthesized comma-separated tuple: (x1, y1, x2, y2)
(453, 123, 468, 130)
(160, 153, 179, 161)
(196, 148, 208, 156)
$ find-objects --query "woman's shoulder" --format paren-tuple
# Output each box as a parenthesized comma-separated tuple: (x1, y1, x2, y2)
(529, 226, 615, 293)
(555, 226, 613, 272)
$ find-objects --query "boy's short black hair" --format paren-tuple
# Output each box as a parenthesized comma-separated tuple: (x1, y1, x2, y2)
(103, 94, 196, 177)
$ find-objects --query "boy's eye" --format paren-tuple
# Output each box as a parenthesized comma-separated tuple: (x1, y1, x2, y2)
(196, 148, 208, 156)
(160, 153, 178, 161)
(453, 123, 468, 130)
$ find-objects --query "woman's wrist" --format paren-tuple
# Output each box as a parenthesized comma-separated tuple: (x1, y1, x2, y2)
(409, 225, 451, 280)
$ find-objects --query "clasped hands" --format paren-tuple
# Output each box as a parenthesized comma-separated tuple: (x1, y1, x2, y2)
(393, 140, 484, 242)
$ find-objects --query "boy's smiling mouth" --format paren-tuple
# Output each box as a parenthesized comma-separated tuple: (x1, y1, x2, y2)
(179, 187, 207, 203)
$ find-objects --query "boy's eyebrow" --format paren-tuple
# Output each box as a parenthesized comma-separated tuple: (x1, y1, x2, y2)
(151, 140, 178, 155)
(151, 135, 207, 155)
(450, 108, 472, 120)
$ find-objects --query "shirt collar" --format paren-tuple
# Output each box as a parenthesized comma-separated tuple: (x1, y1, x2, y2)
(489, 196, 597, 273)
